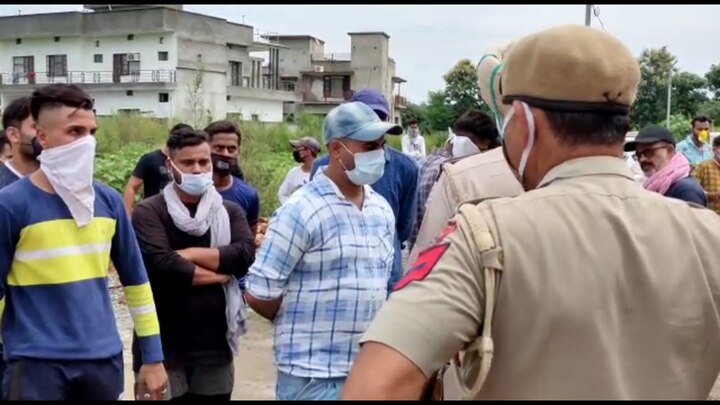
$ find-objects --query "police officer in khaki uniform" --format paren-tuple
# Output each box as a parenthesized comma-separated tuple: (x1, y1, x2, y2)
(342, 24, 720, 400)
(408, 42, 523, 265)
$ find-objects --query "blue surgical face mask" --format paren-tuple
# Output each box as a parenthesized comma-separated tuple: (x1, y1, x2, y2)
(339, 143, 386, 186)
(171, 161, 213, 196)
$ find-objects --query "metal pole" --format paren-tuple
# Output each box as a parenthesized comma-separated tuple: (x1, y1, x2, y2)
(585, 5, 592, 26)
(666, 66, 673, 128)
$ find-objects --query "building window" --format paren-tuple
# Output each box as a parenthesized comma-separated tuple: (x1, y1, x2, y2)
(127, 34, 134, 41)
(13, 56, 33, 75)
(95, 40, 100, 47)
(251, 114, 259, 122)
(94, 54, 103, 63)
(197, 54, 203, 62)
(283, 82, 295, 92)
(15, 38, 21, 45)
(229, 61, 241, 86)
(46, 55, 67, 77)
(126, 90, 134, 96)
(114, 54, 141, 77)
(54, 36, 60, 42)
(158, 51, 168, 61)
(159, 93, 169, 103)
(159, 36, 164, 44)
(226, 95, 231, 101)
(322, 76, 332, 98)
(129, 60, 140, 76)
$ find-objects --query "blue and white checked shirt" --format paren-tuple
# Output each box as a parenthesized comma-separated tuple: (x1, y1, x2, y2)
(311, 146, 418, 293)
(246, 170, 396, 379)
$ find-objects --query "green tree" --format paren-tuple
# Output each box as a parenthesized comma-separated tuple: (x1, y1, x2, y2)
(442, 59, 490, 121)
(632, 47, 707, 129)
(631, 47, 677, 129)
(426, 90, 454, 131)
(697, 100, 720, 122)
(705, 63, 720, 99)
(672, 71, 708, 118)
(401, 102, 430, 132)
(658, 114, 691, 142)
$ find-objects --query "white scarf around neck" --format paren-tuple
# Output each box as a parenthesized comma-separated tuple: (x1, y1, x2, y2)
(162, 182, 245, 353)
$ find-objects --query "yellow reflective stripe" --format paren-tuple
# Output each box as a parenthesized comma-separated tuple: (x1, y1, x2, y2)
(8, 251, 110, 286)
(124, 284, 160, 337)
(133, 312, 161, 337)
(10, 217, 116, 287)
(17, 218, 116, 253)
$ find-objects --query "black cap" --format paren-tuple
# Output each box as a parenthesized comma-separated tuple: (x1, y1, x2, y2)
(624, 125, 675, 152)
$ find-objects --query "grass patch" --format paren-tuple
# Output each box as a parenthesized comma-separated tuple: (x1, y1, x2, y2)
(94, 113, 449, 217)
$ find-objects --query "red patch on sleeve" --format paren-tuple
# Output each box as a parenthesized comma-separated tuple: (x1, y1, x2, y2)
(436, 222, 457, 242)
(393, 243, 450, 291)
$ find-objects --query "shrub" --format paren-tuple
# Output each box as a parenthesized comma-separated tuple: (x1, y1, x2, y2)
(92, 113, 451, 218)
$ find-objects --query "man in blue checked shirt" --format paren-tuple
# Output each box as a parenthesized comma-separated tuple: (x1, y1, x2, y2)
(310, 89, 419, 295)
(245, 101, 398, 400)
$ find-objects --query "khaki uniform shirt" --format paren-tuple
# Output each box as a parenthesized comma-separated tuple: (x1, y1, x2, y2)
(408, 148, 523, 265)
(362, 156, 720, 400)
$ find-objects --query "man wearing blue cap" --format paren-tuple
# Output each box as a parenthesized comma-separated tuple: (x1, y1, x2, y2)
(310, 89, 419, 295)
(245, 101, 398, 400)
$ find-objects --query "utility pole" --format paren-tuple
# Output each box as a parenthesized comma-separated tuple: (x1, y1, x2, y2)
(666, 65, 673, 128)
(585, 5, 592, 27)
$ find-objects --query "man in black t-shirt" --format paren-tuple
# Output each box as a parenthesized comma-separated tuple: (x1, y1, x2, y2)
(123, 123, 192, 216)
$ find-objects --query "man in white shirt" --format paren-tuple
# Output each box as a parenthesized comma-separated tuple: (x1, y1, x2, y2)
(401, 119, 426, 160)
(278, 137, 321, 205)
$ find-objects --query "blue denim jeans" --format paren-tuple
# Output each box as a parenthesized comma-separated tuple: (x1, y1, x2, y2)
(275, 371, 345, 400)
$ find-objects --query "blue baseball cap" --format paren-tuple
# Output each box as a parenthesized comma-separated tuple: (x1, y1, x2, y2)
(351, 89, 390, 117)
(323, 101, 402, 144)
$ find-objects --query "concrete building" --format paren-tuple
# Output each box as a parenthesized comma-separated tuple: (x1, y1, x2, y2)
(0, 4, 296, 123)
(268, 32, 408, 124)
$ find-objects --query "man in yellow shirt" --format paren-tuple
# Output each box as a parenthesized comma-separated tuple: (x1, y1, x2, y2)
(692, 136, 720, 214)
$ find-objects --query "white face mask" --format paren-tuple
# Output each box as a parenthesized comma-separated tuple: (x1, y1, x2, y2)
(170, 161, 213, 196)
(501, 102, 536, 186)
(340, 143, 386, 186)
(38, 135, 97, 227)
(452, 136, 481, 158)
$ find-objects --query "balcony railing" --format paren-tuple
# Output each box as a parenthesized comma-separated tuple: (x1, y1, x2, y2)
(395, 94, 408, 107)
(311, 53, 352, 62)
(0, 70, 177, 86)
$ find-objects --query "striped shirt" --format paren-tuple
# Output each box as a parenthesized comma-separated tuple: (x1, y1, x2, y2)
(311, 147, 418, 293)
(409, 148, 452, 249)
(246, 170, 395, 378)
(0, 177, 163, 364)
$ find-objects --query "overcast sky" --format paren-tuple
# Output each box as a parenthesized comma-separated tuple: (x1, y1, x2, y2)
(1, 4, 717, 103)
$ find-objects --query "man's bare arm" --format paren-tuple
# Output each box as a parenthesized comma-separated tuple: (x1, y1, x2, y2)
(193, 267, 230, 286)
(123, 176, 144, 216)
(245, 293, 282, 321)
(342, 342, 428, 400)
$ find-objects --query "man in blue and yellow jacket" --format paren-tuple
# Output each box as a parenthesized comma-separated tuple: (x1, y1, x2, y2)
(0, 84, 168, 400)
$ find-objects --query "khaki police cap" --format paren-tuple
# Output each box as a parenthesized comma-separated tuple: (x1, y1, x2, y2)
(501, 24, 640, 114)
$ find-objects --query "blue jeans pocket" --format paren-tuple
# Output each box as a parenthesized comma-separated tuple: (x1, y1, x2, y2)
(275, 372, 344, 400)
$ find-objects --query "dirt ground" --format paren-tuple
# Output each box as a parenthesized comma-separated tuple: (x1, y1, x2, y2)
(109, 272, 720, 400)
(110, 274, 276, 401)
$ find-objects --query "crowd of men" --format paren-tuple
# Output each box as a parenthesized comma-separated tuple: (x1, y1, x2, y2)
(0, 22, 720, 401)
